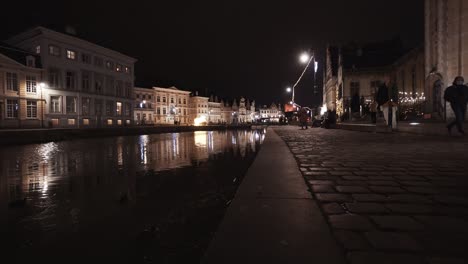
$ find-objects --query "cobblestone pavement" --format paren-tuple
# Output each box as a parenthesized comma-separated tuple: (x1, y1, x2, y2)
(274, 126, 468, 264)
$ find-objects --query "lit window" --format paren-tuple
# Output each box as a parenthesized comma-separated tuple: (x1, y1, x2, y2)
(126, 120, 131, 125)
(51, 119, 59, 126)
(26, 101, 38, 118)
(50, 96, 61, 113)
(66, 50, 76, 60)
(35, 45, 41, 54)
(6, 99, 19, 118)
(124, 66, 131, 74)
(83, 119, 90, 125)
(116, 102, 122, 116)
(117, 120, 122, 125)
(107, 119, 113, 125)
(26, 76, 37, 93)
(116, 64, 122, 72)
(68, 119, 76, 125)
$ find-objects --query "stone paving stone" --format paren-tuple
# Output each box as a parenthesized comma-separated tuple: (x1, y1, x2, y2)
(308, 180, 334, 185)
(303, 171, 329, 176)
(370, 215, 424, 231)
(410, 171, 436, 176)
(322, 203, 346, 214)
(352, 194, 389, 202)
(345, 203, 389, 213)
(313, 176, 340, 181)
(368, 176, 396, 181)
(367, 180, 400, 186)
(432, 180, 468, 187)
(336, 180, 368, 186)
(333, 230, 370, 250)
(311, 185, 336, 193)
(342, 176, 369, 181)
(336, 186, 370, 193)
(329, 215, 375, 231)
(381, 171, 407, 176)
(385, 204, 436, 214)
(364, 231, 423, 251)
(399, 180, 433, 186)
(369, 186, 406, 193)
(387, 194, 433, 204)
(347, 251, 425, 264)
(300, 167, 308, 172)
(433, 195, 468, 206)
(316, 193, 353, 202)
(308, 167, 330, 171)
(353, 171, 377, 176)
(413, 216, 468, 233)
(428, 257, 467, 264)
(394, 175, 427, 181)
(405, 186, 440, 194)
(329, 171, 354, 176)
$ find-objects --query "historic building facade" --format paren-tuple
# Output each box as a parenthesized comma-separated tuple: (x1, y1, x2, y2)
(6, 26, 136, 128)
(208, 95, 222, 124)
(189, 93, 209, 125)
(153, 86, 191, 125)
(134, 87, 155, 125)
(0, 44, 44, 128)
(259, 103, 283, 123)
(425, 0, 468, 119)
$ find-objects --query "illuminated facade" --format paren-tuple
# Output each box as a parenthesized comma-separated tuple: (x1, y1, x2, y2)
(259, 103, 283, 123)
(189, 94, 209, 125)
(134, 87, 154, 125)
(0, 45, 44, 128)
(6, 26, 137, 128)
(153, 86, 191, 125)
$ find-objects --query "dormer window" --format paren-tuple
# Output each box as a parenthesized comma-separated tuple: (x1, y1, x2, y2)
(26, 56, 36, 68)
(35, 45, 41, 54)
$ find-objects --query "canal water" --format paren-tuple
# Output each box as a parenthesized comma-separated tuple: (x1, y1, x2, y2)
(0, 129, 265, 263)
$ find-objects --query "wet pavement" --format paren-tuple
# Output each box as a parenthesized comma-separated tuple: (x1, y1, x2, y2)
(1, 130, 265, 263)
(274, 126, 468, 264)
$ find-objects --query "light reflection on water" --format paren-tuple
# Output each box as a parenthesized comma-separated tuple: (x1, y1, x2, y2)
(0, 129, 265, 261)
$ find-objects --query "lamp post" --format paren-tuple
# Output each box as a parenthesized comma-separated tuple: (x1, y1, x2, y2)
(290, 51, 314, 104)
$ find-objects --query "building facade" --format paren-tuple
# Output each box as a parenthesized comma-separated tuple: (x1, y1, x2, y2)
(259, 103, 283, 123)
(134, 87, 155, 125)
(6, 27, 137, 128)
(208, 95, 222, 124)
(0, 44, 44, 128)
(153, 86, 191, 125)
(425, 0, 468, 119)
(189, 94, 209, 125)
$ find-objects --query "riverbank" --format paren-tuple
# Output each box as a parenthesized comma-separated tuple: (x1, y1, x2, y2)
(0, 125, 256, 145)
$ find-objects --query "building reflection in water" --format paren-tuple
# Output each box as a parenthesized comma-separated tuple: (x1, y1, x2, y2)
(1, 130, 265, 233)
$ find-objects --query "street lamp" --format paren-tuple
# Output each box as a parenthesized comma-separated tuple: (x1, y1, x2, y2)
(290, 51, 314, 104)
(286, 87, 292, 93)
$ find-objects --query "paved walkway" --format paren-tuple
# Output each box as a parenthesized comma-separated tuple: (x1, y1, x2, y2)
(202, 128, 345, 264)
(274, 126, 468, 264)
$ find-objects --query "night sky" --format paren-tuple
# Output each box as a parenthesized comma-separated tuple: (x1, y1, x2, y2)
(1, 0, 423, 107)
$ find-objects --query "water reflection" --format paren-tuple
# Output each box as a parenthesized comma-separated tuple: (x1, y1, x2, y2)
(1, 129, 265, 257)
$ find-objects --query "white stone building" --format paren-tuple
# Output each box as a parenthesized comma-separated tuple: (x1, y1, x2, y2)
(208, 95, 222, 124)
(153, 86, 191, 125)
(5, 26, 136, 128)
(259, 103, 283, 123)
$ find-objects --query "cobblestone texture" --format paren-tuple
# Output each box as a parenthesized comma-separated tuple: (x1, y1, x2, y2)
(274, 126, 468, 262)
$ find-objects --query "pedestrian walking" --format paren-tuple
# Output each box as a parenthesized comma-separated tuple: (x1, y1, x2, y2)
(444, 76, 468, 135)
(299, 108, 309, 130)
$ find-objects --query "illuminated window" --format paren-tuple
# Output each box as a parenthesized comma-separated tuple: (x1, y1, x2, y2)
(66, 50, 76, 60)
(116, 64, 122, 72)
(107, 119, 113, 125)
(35, 45, 41, 54)
(116, 102, 122, 116)
(117, 120, 122, 125)
(26, 76, 37, 93)
(50, 96, 61, 113)
(51, 119, 59, 126)
(6, 100, 18, 118)
(83, 119, 90, 125)
(68, 119, 76, 125)
(26, 101, 37, 118)
(126, 120, 131, 125)
(124, 66, 131, 74)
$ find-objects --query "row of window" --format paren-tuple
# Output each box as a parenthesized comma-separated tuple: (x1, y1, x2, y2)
(5, 99, 38, 118)
(5, 73, 38, 93)
(48, 68, 132, 97)
(49, 96, 131, 116)
(49, 118, 130, 126)
(135, 94, 190, 105)
(154, 107, 188, 115)
(40, 45, 132, 74)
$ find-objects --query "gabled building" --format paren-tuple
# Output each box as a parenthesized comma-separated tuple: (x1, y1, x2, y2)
(153, 86, 191, 125)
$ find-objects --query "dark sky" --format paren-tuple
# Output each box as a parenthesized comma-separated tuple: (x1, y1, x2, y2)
(1, 0, 424, 107)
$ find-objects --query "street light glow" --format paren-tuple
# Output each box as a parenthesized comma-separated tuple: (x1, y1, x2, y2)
(299, 52, 310, 64)
(286, 87, 292, 93)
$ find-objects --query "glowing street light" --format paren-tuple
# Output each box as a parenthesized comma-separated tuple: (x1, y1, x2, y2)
(286, 87, 292, 93)
(299, 52, 310, 64)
